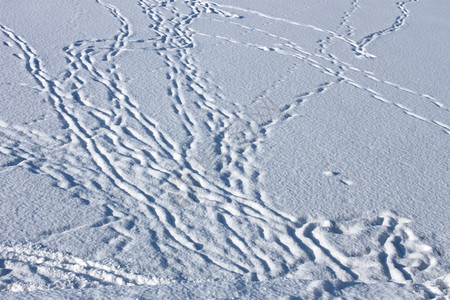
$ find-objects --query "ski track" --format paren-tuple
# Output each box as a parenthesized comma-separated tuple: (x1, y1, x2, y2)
(0, 0, 448, 293)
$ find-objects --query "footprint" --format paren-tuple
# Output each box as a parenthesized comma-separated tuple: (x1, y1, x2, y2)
(340, 179, 354, 186)
(323, 170, 354, 186)
(323, 171, 340, 177)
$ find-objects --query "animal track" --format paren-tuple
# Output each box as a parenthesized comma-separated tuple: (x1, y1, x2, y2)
(0, 0, 447, 294)
(323, 171, 354, 186)
(0, 212, 438, 291)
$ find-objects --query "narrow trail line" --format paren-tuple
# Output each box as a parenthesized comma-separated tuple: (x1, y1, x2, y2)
(201, 0, 375, 58)
(318, 0, 360, 55)
(0, 0, 447, 293)
(192, 1, 449, 134)
(354, 0, 419, 57)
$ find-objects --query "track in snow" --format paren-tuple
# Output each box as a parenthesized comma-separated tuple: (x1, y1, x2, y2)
(0, 0, 448, 294)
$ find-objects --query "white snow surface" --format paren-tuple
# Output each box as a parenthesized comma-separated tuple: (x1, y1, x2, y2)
(0, 0, 449, 298)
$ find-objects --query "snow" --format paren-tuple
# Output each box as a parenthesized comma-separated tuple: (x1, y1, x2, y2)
(0, 0, 449, 298)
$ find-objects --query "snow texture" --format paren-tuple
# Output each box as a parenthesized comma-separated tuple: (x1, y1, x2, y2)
(0, 0, 449, 298)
